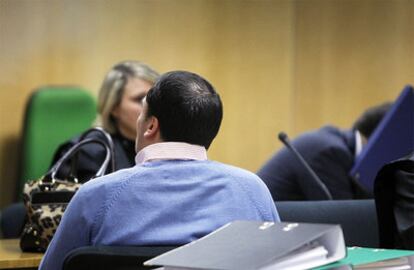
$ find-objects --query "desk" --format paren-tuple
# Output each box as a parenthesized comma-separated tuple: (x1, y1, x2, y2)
(0, 239, 43, 269)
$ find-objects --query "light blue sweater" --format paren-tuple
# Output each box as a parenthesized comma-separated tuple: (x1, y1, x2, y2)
(39, 160, 279, 270)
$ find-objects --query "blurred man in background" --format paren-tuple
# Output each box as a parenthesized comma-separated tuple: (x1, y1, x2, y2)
(257, 102, 391, 201)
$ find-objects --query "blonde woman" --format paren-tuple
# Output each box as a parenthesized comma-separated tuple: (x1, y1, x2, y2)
(52, 61, 159, 181)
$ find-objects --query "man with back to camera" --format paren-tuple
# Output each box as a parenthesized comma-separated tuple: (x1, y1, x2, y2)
(39, 71, 280, 270)
(257, 102, 391, 201)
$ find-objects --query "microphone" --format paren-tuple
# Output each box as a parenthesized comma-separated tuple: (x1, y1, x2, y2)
(278, 132, 333, 200)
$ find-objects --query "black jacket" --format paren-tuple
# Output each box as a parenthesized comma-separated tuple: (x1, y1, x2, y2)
(51, 131, 135, 182)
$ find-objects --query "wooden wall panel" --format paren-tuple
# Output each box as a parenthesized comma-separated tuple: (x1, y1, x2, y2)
(202, 1, 294, 171)
(293, 0, 414, 134)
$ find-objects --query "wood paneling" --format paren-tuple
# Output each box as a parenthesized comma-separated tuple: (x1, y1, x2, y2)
(293, 0, 414, 134)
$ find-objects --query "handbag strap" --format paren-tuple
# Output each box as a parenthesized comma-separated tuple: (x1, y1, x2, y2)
(78, 127, 116, 171)
(45, 137, 112, 182)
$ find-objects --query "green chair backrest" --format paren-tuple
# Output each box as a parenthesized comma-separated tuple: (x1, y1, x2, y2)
(19, 86, 96, 192)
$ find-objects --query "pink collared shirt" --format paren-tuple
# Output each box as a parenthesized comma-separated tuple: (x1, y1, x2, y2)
(135, 142, 208, 165)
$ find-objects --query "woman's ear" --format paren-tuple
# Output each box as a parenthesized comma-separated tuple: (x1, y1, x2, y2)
(111, 105, 120, 119)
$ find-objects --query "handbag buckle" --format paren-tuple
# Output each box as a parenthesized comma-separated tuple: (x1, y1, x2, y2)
(38, 177, 56, 191)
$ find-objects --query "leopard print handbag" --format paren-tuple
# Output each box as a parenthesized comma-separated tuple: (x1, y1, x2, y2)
(20, 128, 114, 252)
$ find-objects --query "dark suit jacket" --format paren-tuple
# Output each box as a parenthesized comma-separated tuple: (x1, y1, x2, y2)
(51, 131, 135, 182)
(257, 126, 371, 201)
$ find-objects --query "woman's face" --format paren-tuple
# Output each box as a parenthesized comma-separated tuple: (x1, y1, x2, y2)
(111, 77, 153, 140)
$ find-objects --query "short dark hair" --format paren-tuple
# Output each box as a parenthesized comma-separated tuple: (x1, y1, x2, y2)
(352, 102, 392, 139)
(145, 71, 223, 149)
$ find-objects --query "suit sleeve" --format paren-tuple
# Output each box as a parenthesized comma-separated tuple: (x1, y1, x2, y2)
(257, 149, 303, 201)
(301, 146, 355, 200)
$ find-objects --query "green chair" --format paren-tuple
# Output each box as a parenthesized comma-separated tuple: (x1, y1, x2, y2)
(17, 86, 97, 198)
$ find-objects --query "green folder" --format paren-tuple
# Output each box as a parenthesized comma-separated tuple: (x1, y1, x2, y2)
(315, 247, 414, 269)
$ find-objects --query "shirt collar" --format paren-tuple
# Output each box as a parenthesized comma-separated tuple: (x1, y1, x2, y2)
(135, 142, 208, 165)
(354, 130, 363, 158)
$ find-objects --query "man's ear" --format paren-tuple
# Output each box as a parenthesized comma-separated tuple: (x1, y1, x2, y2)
(144, 116, 160, 139)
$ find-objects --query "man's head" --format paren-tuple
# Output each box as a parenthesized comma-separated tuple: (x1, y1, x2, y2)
(135, 71, 223, 153)
(352, 102, 392, 141)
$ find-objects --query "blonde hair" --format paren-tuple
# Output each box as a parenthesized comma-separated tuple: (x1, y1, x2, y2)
(95, 61, 159, 134)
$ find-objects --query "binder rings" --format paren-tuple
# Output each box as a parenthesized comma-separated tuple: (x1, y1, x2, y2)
(145, 221, 346, 270)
